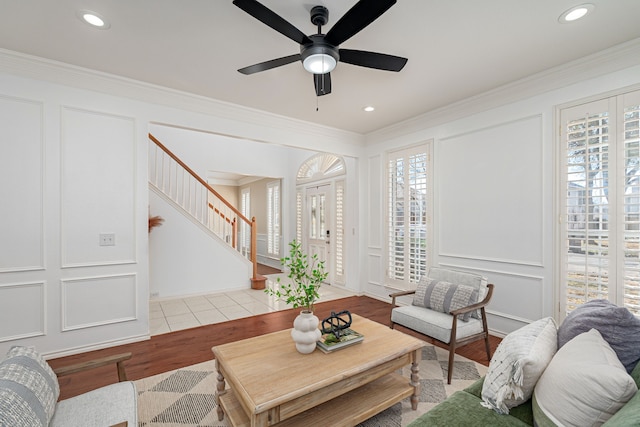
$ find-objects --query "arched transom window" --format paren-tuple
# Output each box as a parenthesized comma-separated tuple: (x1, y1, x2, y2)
(296, 153, 345, 184)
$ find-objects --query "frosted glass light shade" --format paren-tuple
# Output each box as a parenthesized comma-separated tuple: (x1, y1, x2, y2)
(303, 54, 337, 74)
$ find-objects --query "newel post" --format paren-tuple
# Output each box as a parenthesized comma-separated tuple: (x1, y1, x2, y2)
(251, 216, 258, 280)
(249, 217, 266, 289)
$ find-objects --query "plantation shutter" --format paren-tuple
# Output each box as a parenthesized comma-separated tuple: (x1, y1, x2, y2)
(267, 180, 280, 256)
(560, 89, 640, 317)
(295, 190, 303, 245)
(335, 180, 345, 284)
(386, 144, 429, 290)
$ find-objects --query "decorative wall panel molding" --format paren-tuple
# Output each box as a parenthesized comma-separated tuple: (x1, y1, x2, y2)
(0, 281, 45, 342)
(438, 115, 544, 267)
(367, 253, 382, 286)
(61, 274, 137, 331)
(60, 107, 137, 267)
(0, 95, 44, 272)
(439, 262, 545, 321)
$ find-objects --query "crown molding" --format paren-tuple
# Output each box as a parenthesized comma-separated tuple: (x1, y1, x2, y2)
(0, 48, 364, 148)
(367, 37, 640, 144)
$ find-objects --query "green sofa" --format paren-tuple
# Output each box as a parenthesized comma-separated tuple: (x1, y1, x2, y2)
(409, 300, 640, 427)
(409, 361, 640, 426)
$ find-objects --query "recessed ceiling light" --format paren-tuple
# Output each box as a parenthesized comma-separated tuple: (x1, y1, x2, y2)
(363, 106, 375, 112)
(77, 10, 111, 29)
(558, 4, 594, 23)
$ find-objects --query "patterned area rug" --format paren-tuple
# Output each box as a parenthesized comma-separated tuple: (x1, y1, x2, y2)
(136, 344, 487, 427)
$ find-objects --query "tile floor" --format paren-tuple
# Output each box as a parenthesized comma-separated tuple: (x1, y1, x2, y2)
(149, 274, 355, 335)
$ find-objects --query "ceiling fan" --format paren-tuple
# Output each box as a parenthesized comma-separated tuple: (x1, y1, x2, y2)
(232, 0, 408, 96)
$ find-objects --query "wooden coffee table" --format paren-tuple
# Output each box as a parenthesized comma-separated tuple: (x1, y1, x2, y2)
(212, 314, 424, 427)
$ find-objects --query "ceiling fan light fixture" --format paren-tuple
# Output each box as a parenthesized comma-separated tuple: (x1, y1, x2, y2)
(303, 53, 337, 74)
(301, 41, 339, 74)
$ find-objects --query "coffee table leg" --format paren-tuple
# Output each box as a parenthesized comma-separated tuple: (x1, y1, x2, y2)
(410, 350, 420, 410)
(216, 361, 226, 421)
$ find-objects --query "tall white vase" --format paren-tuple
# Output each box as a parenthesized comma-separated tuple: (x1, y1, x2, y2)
(291, 310, 321, 354)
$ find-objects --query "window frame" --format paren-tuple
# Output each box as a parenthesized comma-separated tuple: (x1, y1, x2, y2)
(385, 143, 431, 290)
(556, 86, 640, 319)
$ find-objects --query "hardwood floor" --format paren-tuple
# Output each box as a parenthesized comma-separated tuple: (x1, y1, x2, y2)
(49, 296, 501, 400)
(257, 263, 281, 275)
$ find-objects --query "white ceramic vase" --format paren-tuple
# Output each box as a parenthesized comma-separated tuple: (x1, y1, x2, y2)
(291, 310, 321, 354)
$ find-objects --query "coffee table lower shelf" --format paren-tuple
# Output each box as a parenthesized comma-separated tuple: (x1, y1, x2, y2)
(219, 372, 414, 427)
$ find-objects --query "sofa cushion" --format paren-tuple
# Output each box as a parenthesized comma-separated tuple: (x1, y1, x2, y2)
(407, 388, 532, 427)
(0, 346, 60, 427)
(391, 305, 484, 343)
(601, 388, 640, 427)
(413, 277, 479, 321)
(481, 317, 557, 414)
(533, 328, 637, 427)
(558, 299, 640, 374)
(50, 381, 137, 427)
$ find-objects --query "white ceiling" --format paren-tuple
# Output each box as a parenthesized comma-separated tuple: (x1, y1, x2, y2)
(1, 0, 640, 134)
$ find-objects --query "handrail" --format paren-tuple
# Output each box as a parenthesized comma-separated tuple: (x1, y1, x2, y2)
(148, 133, 262, 288)
(149, 133, 251, 225)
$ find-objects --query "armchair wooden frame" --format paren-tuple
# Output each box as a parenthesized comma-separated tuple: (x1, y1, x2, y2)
(52, 352, 133, 427)
(52, 352, 132, 382)
(390, 284, 494, 384)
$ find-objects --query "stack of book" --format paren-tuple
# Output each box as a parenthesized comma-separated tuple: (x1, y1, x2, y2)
(317, 328, 364, 353)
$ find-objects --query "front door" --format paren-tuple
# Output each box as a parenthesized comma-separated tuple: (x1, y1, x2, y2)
(305, 184, 332, 283)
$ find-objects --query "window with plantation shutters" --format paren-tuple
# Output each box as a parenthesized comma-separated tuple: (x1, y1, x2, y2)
(386, 144, 430, 290)
(560, 89, 640, 317)
(267, 180, 280, 257)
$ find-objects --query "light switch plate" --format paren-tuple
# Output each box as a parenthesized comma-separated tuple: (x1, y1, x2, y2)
(99, 233, 115, 246)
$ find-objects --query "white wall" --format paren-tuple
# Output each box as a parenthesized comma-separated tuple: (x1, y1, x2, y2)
(363, 48, 640, 335)
(0, 75, 150, 357)
(149, 188, 252, 298)
(0, 50, 363, 357)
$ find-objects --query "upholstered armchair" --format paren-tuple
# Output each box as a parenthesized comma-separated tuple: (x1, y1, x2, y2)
(390, 267, 494, 384)
(0, 346, 136, 427)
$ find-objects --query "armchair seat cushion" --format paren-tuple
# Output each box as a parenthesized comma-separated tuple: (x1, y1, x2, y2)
(50, 381, 137, 427)
(391, 305, 484, 343)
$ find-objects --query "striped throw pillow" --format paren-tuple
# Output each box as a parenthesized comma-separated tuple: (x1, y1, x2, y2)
(0, 346, 60, 427)
(413, 277, 479, 321)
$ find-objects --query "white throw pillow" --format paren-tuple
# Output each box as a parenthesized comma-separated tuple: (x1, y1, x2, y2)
(532, 328, 638, 427)
(481, 317, 557, 414)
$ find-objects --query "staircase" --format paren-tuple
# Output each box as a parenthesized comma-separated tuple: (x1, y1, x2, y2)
(148, 133, 266, 289)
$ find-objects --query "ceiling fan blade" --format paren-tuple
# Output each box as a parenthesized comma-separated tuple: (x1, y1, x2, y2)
(324, 0, 396, 46)
(238, 54, 301, 75)
(233, 0, 312, 45)
(339, 49, 407, 72)
(314, 73, 332, 96)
